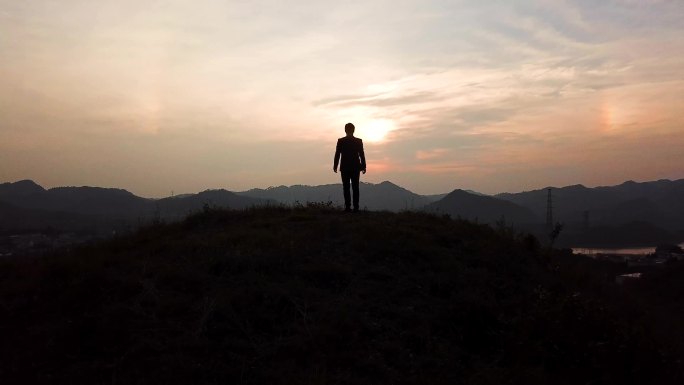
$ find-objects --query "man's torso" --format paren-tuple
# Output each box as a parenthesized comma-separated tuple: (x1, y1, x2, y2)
(337, 136, 363, 172)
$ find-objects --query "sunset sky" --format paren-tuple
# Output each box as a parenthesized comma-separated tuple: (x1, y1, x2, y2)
(2, 0, 683, 197)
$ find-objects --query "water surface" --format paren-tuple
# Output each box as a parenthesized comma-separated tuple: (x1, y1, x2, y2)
(573, 243, 684, 256)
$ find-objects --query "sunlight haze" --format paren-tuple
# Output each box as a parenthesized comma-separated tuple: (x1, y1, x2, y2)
(2, 0, 683, 197)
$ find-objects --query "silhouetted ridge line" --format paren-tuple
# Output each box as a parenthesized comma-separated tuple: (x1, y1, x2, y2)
(2, 179, 683, 247)
(497, 179, 684, 247)
(425, 189, 536, 225)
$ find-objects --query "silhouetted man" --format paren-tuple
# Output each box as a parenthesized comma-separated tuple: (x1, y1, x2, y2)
(333, 123, 366, 212)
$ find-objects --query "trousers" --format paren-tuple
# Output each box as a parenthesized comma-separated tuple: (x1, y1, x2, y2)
(341, 170, 360, 209)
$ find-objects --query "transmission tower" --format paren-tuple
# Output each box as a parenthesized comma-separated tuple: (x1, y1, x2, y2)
(546, 188, 553, 229)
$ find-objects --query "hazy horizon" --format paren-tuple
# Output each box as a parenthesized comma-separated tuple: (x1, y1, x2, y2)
(3, 176, 682, 200)
(2, 1, 683, 197)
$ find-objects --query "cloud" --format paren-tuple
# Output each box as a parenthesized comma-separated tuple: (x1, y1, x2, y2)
(415, 148, 450, 161)
(1, 0, 683, 196)
(313, 91, 440, 108)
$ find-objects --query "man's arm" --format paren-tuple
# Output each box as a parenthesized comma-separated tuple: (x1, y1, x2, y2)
(333, 139, 341, 173)
(359, 139, 366, 174)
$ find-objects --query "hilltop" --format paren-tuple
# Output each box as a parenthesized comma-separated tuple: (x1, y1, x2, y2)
(0, 206, 680, 384)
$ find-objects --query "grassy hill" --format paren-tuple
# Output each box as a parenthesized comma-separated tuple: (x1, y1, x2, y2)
(0, 206, 680, 384)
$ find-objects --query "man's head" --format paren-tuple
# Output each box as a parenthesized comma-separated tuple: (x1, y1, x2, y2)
(344, 122, 355, 135)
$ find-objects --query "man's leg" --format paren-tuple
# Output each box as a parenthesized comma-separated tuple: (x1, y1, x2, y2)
(351, 171, 360, 211)
(341, 171, 351, 211)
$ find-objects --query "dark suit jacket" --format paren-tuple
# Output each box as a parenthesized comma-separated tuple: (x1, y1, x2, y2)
(334, 136, 366, 173)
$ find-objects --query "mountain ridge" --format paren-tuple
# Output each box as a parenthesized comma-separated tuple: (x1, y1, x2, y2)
(496, 178, 684, 232)
(425, 189, 537, 225)
(2, 178, 683, 247)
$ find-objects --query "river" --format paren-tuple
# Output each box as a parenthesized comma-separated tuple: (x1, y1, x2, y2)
(572, 242, 684, 256)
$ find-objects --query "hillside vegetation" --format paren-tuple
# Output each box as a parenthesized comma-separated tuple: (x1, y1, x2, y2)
(0, 206, 680, 384)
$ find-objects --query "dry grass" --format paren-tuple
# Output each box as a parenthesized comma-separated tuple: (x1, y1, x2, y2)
(0, 205, 678, 384)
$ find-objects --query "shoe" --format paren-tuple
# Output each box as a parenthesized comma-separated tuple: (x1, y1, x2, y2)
(344, 207, 352, 212)
(353, 207, 359, 213)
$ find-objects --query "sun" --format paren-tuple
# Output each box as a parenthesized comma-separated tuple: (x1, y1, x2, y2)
(361, 119, 395, 142)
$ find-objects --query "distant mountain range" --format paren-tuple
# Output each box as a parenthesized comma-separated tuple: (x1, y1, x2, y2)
(0, 180, 265, 235)
(1, 178, 683, 247)
(424, 189, 536, 225)
(236, 181, 436, 211)
(496, 180, 684, 229)
(496, 179, 684, 246)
